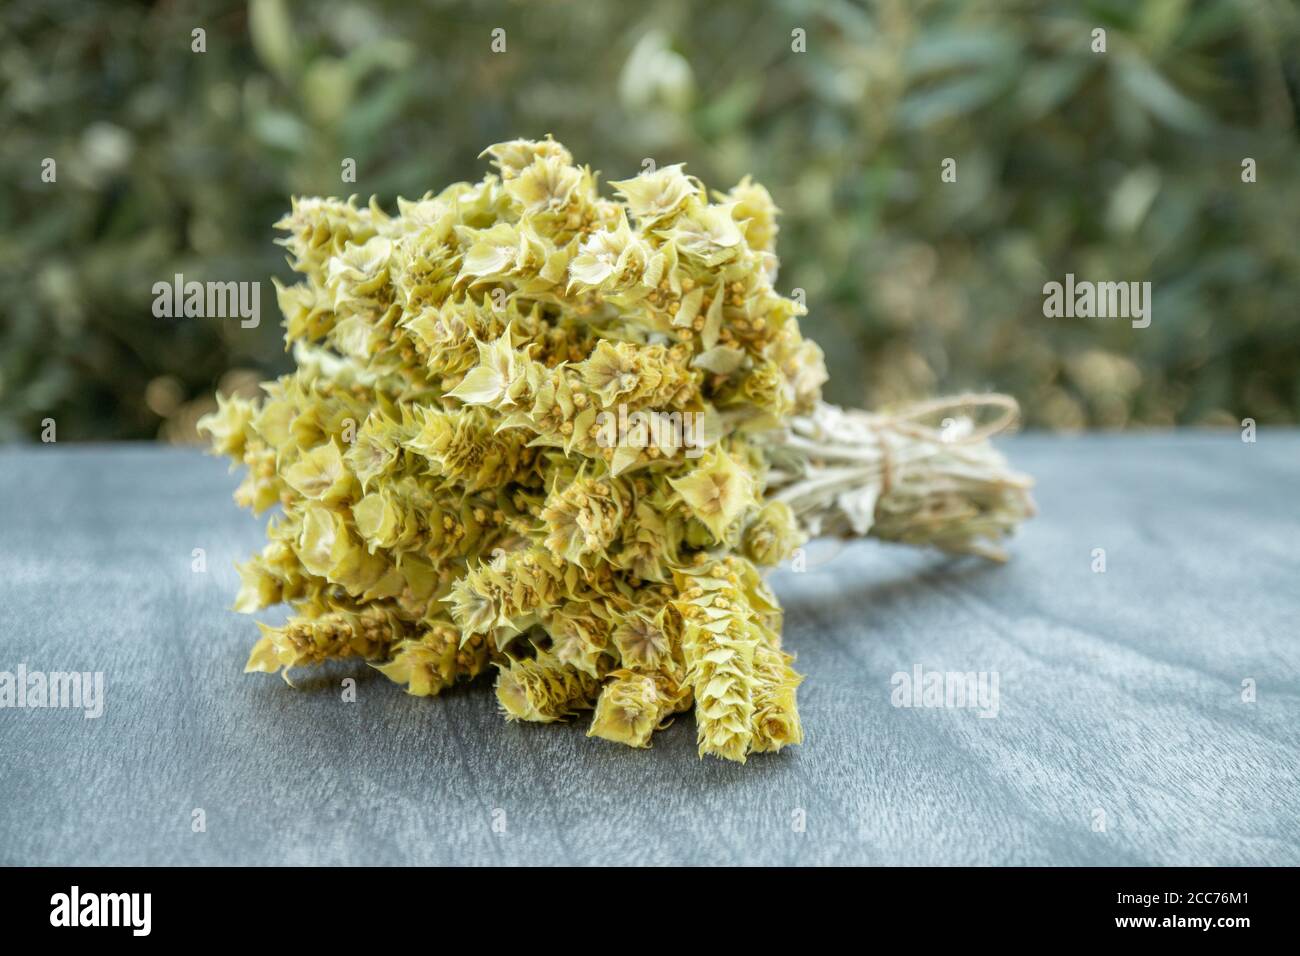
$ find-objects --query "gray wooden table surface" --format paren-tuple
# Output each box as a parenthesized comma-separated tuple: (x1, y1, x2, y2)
(1, 434, 1296, 866)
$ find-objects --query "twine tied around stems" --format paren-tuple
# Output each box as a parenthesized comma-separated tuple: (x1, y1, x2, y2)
(878, 392, 1021, 445)
(765, 394, 1034, 562)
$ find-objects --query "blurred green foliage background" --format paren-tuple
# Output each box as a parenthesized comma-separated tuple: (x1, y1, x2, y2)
(2, 0, 1297, 442)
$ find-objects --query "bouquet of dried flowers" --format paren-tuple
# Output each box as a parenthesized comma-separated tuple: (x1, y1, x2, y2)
(201, 138, 1033, 762)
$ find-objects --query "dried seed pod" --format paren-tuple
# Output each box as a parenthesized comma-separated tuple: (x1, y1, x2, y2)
(588, 668, 691, 749)
(749, 644, 804, 753)
(373, 621, 490, 697)
(494, 653, 600, 723)
(681, 618, 758, 762)
(245, 607, 404, 676)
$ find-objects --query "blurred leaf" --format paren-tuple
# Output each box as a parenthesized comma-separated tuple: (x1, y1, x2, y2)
(1116, 55, 1213, 132)
(1016, 60, 1088, 119)
(904, 29, 1021, 77)
(250, 0, 298, 84)
(251, 109, 309, 154)
(696, 78, 761, 137)
(302, 58, 354, 126)
(343, 74, 415, 157)
(897, 72, 1012, 128)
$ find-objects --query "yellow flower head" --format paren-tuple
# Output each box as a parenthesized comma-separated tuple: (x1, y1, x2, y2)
(668, 445, 756, 543)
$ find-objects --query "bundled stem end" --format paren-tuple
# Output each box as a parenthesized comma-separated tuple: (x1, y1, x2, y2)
(767, 394, 1036, 563)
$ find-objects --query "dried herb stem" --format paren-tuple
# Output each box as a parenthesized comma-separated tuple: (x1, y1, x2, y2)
(765, 396, 1036, 561)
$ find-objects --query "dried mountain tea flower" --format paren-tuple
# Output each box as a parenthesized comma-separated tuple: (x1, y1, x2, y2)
(496, 652, 601, 723)
(202, 137, 1035, 762)
(588, 667, 691, 748)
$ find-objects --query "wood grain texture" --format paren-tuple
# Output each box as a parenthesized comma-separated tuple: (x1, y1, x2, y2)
(0, 435, 1296, 865)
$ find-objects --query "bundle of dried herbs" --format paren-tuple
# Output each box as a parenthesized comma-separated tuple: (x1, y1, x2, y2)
(201, 138, 1034, 761)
